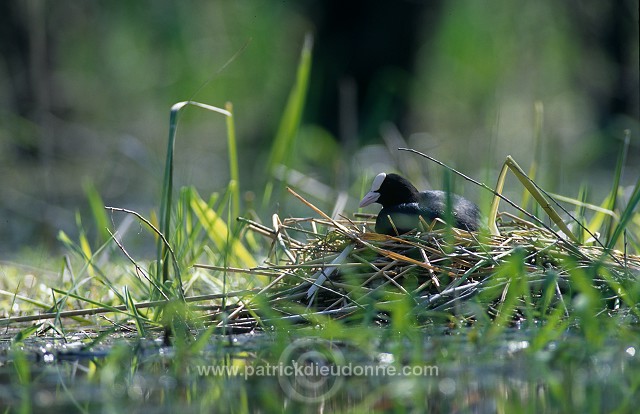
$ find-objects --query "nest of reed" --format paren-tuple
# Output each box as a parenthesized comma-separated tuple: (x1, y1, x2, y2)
(203, 190, 640, 332)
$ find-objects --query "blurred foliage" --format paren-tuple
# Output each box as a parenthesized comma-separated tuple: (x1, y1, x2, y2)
(0, 0, 638, 255)
(410, 0, 639, 189)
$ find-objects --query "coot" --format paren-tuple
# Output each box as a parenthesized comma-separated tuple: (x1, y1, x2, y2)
(359, 172, 481, 235)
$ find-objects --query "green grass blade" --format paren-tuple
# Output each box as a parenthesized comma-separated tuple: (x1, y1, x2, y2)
(124, 286, 146, 337)
(521, 101, 544, 213)
(157, 105, 180, 286)
(583, 194, 619, 237)
(157, 101, 232, 289)
(488, 249, 527, 336)
(530, 303, 571, 351)
(575, 184, 588, 244)
(0, 288, 55, 311)
(599, 267, 639, 318)
(225, 101, 240, 221)
(606, 175, 640, 250)
(12, 324, 41, 343)
(263, 33, 313, 206)
(603, 132, 630, 242)
(83, 181, 110, 245)
(12, 348, 32, 414)
(568, 261, 605, 346)
(189, 188, 257, 268)
(50, 287, 149, 323)
(57, 228, 128, 304)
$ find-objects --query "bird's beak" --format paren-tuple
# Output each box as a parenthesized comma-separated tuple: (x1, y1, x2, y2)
(359, 191, 380, 208)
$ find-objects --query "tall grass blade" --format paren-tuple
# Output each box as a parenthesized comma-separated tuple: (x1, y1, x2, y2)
(157, 101, 232, 290)
(603, 132, 629, 242)
(225, 102, 240, 221)
(158, 106, 179, 286)
(124, 286, 146, 337)
(521, 101, 543, 213)
(84, 181, 110, 244)
(12, 348, 32, 414)
(263, 33, 313, 206)
(606, 175, 640, 250)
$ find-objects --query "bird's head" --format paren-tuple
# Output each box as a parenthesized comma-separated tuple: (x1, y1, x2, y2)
(359, 173, 419, 208)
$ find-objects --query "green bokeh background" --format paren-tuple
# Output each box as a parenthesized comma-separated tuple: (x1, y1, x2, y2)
(1, 0, 638, 256)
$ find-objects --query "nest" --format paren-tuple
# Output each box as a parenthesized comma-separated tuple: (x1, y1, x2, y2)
(200, 190, 640, 332)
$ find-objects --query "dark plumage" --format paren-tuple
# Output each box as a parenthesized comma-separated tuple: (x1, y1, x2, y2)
(359, 173, 481, 235)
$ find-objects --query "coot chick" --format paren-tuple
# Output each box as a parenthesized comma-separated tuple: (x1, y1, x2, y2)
(359, 173, 481, 235)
